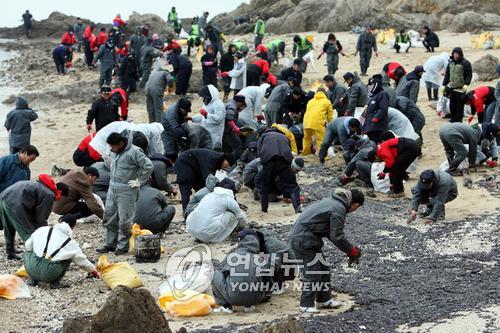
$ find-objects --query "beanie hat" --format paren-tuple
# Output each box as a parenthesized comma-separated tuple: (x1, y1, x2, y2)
(178, 98, 192, 111)
(291, 158, 305, 171)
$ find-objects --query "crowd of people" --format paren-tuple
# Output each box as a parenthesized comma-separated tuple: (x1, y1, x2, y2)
(2, 9, 499, 314)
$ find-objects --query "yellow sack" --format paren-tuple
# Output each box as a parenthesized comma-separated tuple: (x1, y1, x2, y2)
(96, 255, 143, 290)
(0, 275, 30, 300)
(129, 223, 153, 254)
(14, 266, 28, 278)
(159, 291, 216, 317)
(376, 32, 386, 45)
(471, 35, 479, 49)
(494, 36, 500, 49)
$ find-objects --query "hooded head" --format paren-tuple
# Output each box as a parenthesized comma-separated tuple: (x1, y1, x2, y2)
(368, 76, 383, 95)
(451, 47, 464, 61)
(15, 96, 28, 109)
(198, 85, 219, 105)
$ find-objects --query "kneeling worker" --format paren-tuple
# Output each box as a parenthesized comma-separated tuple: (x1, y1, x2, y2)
(410, 169, 458, 225)
(289, 188, 364, 313)
(135, 185, 176, 234)
(24, 215, 99, 289)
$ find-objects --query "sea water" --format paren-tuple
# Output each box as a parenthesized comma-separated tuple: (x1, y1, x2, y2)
(0, 39, 19, 153)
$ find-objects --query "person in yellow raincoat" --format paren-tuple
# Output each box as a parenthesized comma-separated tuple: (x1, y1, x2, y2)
(302, 88, 334, 155)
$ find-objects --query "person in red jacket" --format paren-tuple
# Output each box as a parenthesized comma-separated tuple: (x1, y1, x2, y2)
(376, 135, 421, 197)
(164, 38, 181, 54)
(96, 27, 108, 48)
(83, 24, 96, 67)
(246, 58, 270, 86)
(255, 44, 270, 64)
(461, 86, 496, 123)
(110, 86, 128, 121)
(73, 134, 103, 167)
(113, 14, 126, 30)
(382, 62, 406, 87)
(61, 30, 77, 47)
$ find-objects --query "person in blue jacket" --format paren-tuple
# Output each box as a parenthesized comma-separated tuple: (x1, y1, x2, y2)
(0, 145, 39, 194)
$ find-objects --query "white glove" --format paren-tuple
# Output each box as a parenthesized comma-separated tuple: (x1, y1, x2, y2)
(128, 179, 141, 188)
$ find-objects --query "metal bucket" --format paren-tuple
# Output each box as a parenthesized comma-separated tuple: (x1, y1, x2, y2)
(134, 234, 161, 263)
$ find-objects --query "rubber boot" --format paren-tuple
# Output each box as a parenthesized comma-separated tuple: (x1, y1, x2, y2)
(433, 88, 439, 100)
(6, 245, 21, 260)
(291, 190, 302, 213)
(426, 88, 432, 101)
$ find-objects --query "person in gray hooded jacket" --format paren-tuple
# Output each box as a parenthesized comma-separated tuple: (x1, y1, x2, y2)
(438, 123, 482, 175)
(343, 72, 368, 117)
(395, 66, 425, 103)
(318, 117, 361, 164)
(264, 81, 291, 126)
(161, 98, 191, 159)
(134, 185, 175, 233)
(145, 68, 174, 123)
(410, 169, 458, 224)
(323, 75, 347, 116)
(289, 188, 364, 313)
(97, 131, 154, 255)
(93, 39, 117, 87)
(211, 228, 296, 313)
(4, 97, 38, 154)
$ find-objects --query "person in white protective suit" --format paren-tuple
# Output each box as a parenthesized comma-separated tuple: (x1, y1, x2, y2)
(422, 52, 449, 101)
(186, 182, 248, 242)
(198, 84, 226, 150)
(237, 83, 270, 124)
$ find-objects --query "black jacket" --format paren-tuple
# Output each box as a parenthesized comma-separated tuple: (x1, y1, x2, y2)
(174, 148, 224, 186)
(86, 98, 120, 131)
(279, 67, 302, 86)
(257, 128, 293, 164)
(219, 51, 235, 72)
(443, 47, 472, 88)
(424, 30, 440, 47)
(119, 54, 139, 80)
(363, 90, 389, 133)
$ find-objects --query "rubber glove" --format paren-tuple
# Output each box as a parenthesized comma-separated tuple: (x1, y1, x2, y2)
(128, 179, 140, 188)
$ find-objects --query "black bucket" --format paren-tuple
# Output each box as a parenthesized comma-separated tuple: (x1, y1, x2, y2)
(134, 234, 161, 263)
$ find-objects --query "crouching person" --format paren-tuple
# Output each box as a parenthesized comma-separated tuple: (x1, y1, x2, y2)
(340, 136, 376, 187)
(186, 181, 247, 242)
(410, 169, 458, 225)
(211, 228, 295, 313)
(24, 215, 99, 289)
(289, 188, 364, 313)
(134, 185, 176, 234)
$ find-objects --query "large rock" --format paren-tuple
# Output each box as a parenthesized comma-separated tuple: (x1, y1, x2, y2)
(211, 0, 500, 34)
(449, 11, 500, 33)
(0, 12, 99, 39)
(62, 286, 172, 333)
(472, 54, 499, 81)
(126, 12, 174, 36)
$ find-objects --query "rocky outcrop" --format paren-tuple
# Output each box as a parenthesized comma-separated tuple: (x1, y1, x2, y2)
(62, 286, 172, 333)
(472, 54, 499, 81)
(125, 12, 174, 36)
(240, 316, 305, 333)
(211, 0, 500, 34)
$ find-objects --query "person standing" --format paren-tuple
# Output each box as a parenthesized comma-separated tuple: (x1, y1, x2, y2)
(318, 33, 344, 76)
(139, 39, 163, 89)
(198, 12, 210, 37)
(342, 72, 368, 117)
(363, 76, 389, 143)
(4, 97, 38, 154)
(289, 188, 364, 312)
(0, 145, 39, 193)
(82, 23, 95, 68)
(93, 39, 116, 88)
(97, 132, 153, 255)
(223, 95, 246, 158)
(201, 45, 218, 87)
(168, 52, 193, 96)
(0, 175, 68, 260)
(302, 88, 334, 156)
(292, 35, 313, 72)
(442, 47, 472, 123)
(422, 52, 449, 101)
(395, 65, 425, 103)
(199, 85, 226, 150)
(22, 10, 33, 38)
(73, 18, 85, 52)
(410, 169, 458, 225)
(253, 14, 265, 49)
(86, 86, 120, 132)
(145, 68, 174, 123)
(220, 44, 237, 102)
(161, 98, 191, 160)
(223, 51, 246, 96)
(422, 26, 440, 52)
(355, 26, 378, 76)
(204, 24, 225, 58)
(167, 7, 178, 25)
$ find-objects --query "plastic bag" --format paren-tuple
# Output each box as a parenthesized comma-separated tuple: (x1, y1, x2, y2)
(159, 291, 215, 316)
(14, 266, 28, 278)
(159, 263, 213, 296)
(436, 96, 450, 117)
(129, 223, 153, 254)
(96, 255, 143, 289)
(0, 275, 31, 299)
(371, 162, 391, 193)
